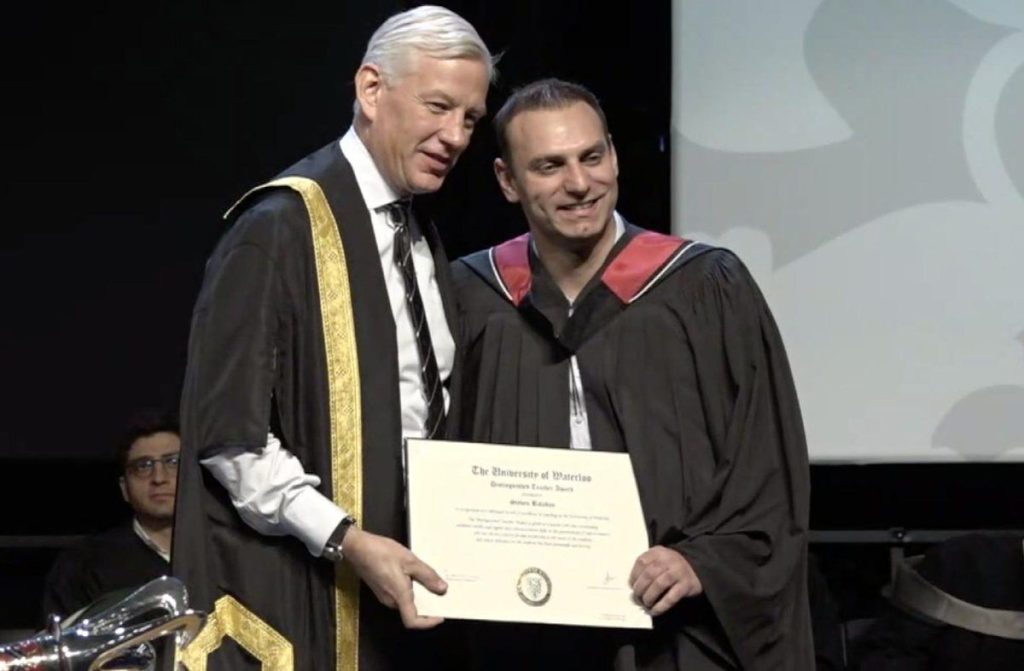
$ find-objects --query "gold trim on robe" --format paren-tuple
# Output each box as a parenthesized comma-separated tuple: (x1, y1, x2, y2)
(178, 595, 294, 671)
(201, 177, 364, 671)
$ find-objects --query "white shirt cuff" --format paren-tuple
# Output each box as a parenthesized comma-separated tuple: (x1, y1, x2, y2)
(281, 486, 348, 557)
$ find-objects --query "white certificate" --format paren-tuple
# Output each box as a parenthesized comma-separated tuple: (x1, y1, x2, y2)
(406, 439, 652, 629)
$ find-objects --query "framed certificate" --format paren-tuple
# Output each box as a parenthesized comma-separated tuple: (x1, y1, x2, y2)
(406, 439, 652, 629)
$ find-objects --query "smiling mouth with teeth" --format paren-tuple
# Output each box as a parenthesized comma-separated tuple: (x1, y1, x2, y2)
(561, 197, 601, 210)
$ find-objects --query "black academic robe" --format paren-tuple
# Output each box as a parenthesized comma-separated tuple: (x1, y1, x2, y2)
(41, 520, 169, 620)
(450, 224, 814, 670)
(171, 140, 462, 670)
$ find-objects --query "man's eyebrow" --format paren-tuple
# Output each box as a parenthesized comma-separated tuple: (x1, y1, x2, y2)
(527, 140, 607, 168)
(579, 140, 608, 155)
(527, 153, 566, 168)
(420, 89, 455, 102)
(420, 90, 486, 117)
(129, 451, 180, 461)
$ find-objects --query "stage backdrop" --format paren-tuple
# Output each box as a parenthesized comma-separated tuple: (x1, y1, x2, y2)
(672, 1, 1024, 463)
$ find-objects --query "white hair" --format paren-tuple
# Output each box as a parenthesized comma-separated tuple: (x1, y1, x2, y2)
(354, 5, 496, 114)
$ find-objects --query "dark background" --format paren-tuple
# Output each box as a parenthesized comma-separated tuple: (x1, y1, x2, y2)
(0, 0, 1020, 632)
(0, 0, 670, 461)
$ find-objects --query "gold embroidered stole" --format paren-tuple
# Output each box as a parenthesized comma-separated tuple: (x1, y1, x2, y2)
(181, 176, 363, 671)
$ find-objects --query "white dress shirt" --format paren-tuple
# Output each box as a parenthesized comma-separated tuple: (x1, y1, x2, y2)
(342, 127, 455, 436)
(201, 127, 455, 557)
(567, 212, 625, 451)
(132, 517, 170, 563)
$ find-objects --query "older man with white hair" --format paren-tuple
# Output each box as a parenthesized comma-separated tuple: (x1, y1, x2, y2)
(172, 7, 495, 670)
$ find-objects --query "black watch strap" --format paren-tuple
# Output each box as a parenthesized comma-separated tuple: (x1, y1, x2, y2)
(322, 515, 356, 563)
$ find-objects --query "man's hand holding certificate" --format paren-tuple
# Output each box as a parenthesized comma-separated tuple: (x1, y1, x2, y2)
(406, 439, 652, 629)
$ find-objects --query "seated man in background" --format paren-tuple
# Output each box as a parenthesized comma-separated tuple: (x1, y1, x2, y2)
(41, 409, 179, 618)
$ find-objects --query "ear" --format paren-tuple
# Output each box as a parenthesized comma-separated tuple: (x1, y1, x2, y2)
(119, 476, 129, 504)
(494, 157, 521, 203)
(355, 63, 386, 123)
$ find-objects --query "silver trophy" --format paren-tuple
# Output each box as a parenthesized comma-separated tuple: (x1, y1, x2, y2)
(0, 576, 204, 671)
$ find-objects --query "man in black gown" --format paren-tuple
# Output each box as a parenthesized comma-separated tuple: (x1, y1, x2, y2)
(42, 410, 178, 619)
(451, 78, 814, 669)
(172, 6, 494, 670)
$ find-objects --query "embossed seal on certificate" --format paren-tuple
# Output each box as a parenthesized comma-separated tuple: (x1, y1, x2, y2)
(516, 567, 552, 606)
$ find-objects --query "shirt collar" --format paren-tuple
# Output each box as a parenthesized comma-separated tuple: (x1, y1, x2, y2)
(339, 126, 402, 211)
(612, 210, 626, 240)
(132, 517, 170, 563)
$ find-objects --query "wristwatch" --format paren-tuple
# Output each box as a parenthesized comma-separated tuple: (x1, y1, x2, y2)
(321, 515, 357, 563)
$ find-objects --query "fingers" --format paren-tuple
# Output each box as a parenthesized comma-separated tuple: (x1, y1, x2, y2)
(629, 547, 664, 602)
(640, 569, 679, 609)
(630, 567, 655, 601)
(370, 586, 397, 609)
(395, 589, 445, 629)
(640, 569, 700, 610)
(628, 549, 654, 584)
(649, 582, 689, 616)
(408, 558, 448, 595)
(408, 615, 445, 630)
(629, 546, 703, 615)
(346, 531, 447, 629)
(398, 557, 446, 628)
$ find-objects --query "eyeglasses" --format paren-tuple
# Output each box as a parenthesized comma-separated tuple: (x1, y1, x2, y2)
(125, 453, 180, 478)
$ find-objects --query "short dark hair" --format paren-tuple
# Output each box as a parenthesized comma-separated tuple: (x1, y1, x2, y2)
(493, 78, 610, 160)
(116, 409, 180, 470)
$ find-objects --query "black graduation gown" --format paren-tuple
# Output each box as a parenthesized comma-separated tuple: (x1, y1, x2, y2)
(41, 520, 169, 620)
(449, 224, 814, 670)
(171, 140, 462, 670)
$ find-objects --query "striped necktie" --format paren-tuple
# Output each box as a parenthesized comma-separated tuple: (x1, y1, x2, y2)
(385, 200, 446, 438)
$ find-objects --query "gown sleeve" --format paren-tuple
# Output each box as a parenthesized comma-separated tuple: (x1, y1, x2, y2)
(182, 194, 299, 457)
(664, 251, 812, 669)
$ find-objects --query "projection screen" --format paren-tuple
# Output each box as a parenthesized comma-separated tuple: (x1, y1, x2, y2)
(671, 1, 1024, 462)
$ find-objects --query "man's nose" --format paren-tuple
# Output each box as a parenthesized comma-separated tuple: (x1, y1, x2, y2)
(438, 116, 470, 151)
(563, 162, 589, 195)
(151, 462, 173, 482)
